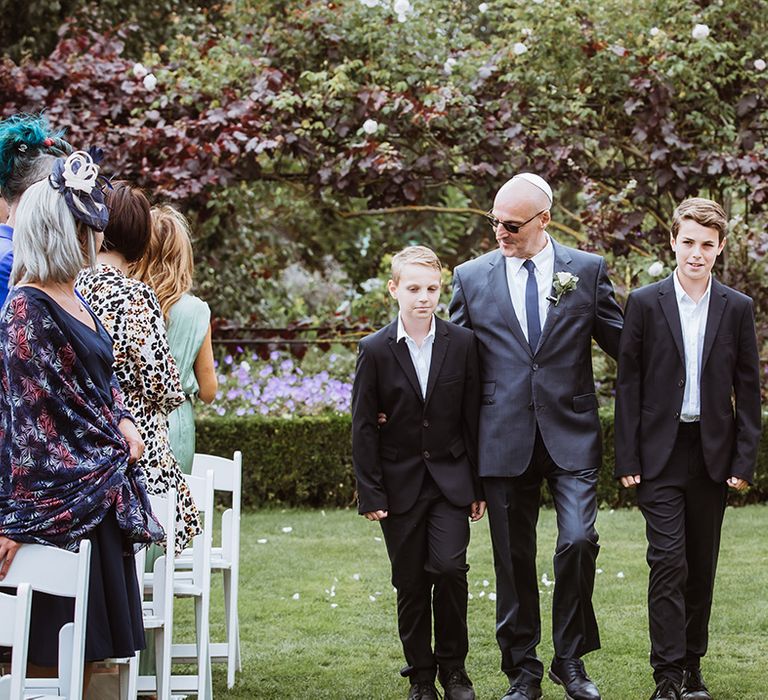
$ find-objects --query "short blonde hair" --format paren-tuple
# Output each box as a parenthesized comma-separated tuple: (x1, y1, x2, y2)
(132, 204, 194, 320)
(390, 245, 442, 284)
(672, 198, 728, 242)
(11, 179, 98, 285)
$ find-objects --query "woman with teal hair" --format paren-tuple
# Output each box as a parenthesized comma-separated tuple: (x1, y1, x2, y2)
(0, 114, 72, 306)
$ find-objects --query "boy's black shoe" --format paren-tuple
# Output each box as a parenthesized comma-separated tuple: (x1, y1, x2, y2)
(440, 668, 475, 700)
(681, 668, 712, 700)
(650, 678, 682, 700)
(501, 682, 542, 700)
(408, 680, 438, 700)
(548, 657, 601, 699)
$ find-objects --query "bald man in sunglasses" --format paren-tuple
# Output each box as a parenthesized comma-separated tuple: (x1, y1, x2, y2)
(449, 174, 624, 700)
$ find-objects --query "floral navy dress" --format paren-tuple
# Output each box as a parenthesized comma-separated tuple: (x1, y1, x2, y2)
(77, 264, 201, 552)
(0, 287, 164, 664)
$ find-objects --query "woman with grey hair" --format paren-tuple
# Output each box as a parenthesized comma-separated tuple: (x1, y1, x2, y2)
(0, 149, 163, 688)
(0, 113, 72, 306)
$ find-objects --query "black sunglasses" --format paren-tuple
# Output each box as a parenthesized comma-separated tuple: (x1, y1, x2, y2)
(485, 208, 547, 234)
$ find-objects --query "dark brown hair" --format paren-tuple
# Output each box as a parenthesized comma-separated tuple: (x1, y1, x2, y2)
(102, 181, 151, 262)
(671, 197, 728, 243)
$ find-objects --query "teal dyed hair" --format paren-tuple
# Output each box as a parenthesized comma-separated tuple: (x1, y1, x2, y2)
(0, 113, 71, 201)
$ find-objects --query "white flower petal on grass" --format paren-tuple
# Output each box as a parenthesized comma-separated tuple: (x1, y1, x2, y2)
(478, 2, 489, 12)
(755, 59, 766, 71)
(596, 568, 604, 574)
(541, 573, 554, 587)
(443, 57, 458, 75)
(692, 23, 710, 40)
(393, 0, 411, 14)
(483, 579, 490, 587)
(374, 536, 382, 542)
(478, 65, 494, 79)
(133, 63, 148, 79)
(369, 595, 377, 602)
(648, 261, 665, 277)
(292, 592, 300, 600)
(281, 526, 293, 533)
(649, 27, 660, 36)
(353, 573, 361, 581)
(488, 592, 497, 601)
(143, 73, 158, 91)
(257, 538, 268, 544)
(360, 0, 379, 6)
(362, 118, 379, 135)
(330, 603, 338, 608)
(375, 591, 382, 596)
(617, 571, 625, 579)
(513, 43, 528, 55)
(479, 590, 485, 597)
(468, 592, 474, 600)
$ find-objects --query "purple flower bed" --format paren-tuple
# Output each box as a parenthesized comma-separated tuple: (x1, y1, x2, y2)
(200, 349, 353, 418)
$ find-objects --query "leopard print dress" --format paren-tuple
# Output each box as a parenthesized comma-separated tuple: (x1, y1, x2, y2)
(77, 263, 202, 553)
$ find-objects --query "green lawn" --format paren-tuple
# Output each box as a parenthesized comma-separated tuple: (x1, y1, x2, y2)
(202, 505, 768, 700)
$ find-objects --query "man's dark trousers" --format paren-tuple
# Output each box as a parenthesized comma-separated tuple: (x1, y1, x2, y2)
(637, 422, 727, 685)
(484, 429, 600, 683)
(379, 474, 471, 682)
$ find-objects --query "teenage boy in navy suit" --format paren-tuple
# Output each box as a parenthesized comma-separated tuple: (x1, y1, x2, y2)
(614, 198, 761, 700)
(352, 245, 485, 700)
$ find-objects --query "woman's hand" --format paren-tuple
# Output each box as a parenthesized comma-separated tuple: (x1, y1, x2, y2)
(118, 418, 145, 464)
(0, 536, 21, 580)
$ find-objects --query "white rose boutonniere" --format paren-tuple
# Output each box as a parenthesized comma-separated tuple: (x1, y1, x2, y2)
(547, 271, 579, 306)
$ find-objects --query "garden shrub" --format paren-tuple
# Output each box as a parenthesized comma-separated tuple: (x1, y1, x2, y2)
(196, 410, 768, 509)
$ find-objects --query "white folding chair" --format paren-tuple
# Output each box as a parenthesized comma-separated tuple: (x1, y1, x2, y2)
(2, 540, 91, 700)
(118, 489, 176, 700)
(0, 583, 32, 700)
(154, 470, 214, 700)
(176, 451, 242, 688)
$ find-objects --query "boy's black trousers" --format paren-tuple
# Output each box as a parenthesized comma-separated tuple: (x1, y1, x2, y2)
(379, 474, 471, 683)
(636, 421, 728, 685)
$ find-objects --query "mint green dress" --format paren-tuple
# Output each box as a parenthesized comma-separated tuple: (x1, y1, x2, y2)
(167, 293, 211, 475)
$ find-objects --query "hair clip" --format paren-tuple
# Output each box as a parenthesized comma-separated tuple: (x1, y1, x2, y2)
(17, 143, 27, 152)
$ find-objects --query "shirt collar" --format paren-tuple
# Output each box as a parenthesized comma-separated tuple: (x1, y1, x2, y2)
(506, 233, 553, 275)
(397, 313, 436, 344)
(673, 267, 712, 306)
(0, 224, 13, 241)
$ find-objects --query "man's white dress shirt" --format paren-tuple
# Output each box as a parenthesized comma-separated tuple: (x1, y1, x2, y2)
(397, 314, 436, 398)
(673, 269, 711, 422)
(505, 234, 554, 342)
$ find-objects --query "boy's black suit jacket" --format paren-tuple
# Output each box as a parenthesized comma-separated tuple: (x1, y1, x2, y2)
(614, 274, 761, 483)
(352, 316, 481, 515)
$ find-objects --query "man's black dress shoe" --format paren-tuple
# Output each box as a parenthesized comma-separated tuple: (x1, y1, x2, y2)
(548, 657, 601, 700)
(501, 682, 543, 700)
(408, 680, 438, 700)
(681, 668, 712, 700)
(649, 678, 682, 700)
(440, 668, 476, 700)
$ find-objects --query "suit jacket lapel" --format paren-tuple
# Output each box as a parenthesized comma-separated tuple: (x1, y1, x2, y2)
(657, 275, 685, 364)
(423, 319, 449, 409)
(487, 252, 532, 357)
(535, 239, 572, 355)
(388, 319, 425, 403)
(701, 279, 728, 369)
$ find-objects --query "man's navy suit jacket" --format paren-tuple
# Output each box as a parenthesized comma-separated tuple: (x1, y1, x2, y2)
(351, 316, 481, 515)
(449, 240, 624, 476)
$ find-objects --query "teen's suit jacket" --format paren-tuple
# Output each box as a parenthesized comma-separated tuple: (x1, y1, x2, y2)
(614, 275, 761, 483)
(352, 316, 481, 515)
(449, 240, 623, 476)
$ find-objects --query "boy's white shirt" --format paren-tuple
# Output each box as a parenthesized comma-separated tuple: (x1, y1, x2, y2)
(673, 268, 712, 422)
(397, 313, 436, 399)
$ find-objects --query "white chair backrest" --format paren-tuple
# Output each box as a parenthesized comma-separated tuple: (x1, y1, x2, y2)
(2, 540, 91, 700)
(192, 451, 242, 561)
(148, 489, 177, 617)
(183, 471, 215, 588)
(0, 583, 32, 700)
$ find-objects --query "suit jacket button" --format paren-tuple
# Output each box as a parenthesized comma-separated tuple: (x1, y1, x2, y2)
(678, 379, 685, 387)
(423, 450, 430, 459)
(532, 363, 539, 371)
(423, 419, 430, 428)
(674, 411, 680, 420)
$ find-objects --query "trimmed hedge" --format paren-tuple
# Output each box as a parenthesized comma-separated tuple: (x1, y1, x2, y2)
(196, 412, 768, 509)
